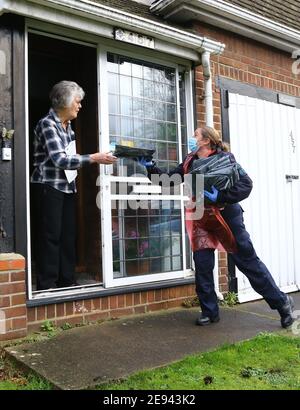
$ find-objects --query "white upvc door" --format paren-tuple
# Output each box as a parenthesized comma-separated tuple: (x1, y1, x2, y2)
(228, 93, 300, 302)
(98, 47, 194, 288)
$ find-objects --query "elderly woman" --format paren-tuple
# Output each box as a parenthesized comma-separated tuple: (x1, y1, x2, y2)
(143, 126, 294, 329)
(31, 80, 117, 290)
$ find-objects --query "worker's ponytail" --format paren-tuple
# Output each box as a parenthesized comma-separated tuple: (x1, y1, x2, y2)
(200, 126, 230, 152)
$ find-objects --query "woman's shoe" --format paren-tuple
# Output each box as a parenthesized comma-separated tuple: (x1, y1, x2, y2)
(196, 313, 220, 326)
(278, 295, 294, 328)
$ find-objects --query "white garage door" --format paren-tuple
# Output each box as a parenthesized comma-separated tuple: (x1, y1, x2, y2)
(228, 93, 300, 302)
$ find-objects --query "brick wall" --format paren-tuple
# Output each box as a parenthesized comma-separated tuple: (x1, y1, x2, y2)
(194, 23, 300, 290)
(0, 254, 27, 341)
(0, 253, 196, 340)
(195, 23, 300, 130)
(27, 285, 196, 333)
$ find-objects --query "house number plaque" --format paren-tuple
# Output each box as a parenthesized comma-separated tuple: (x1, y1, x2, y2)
(114, 28, 155, 49)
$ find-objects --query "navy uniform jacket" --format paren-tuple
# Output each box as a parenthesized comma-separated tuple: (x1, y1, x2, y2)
(149, 151, 253, 205)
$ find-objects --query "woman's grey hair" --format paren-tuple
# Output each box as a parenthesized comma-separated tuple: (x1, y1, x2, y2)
(49, 81, 85, 110)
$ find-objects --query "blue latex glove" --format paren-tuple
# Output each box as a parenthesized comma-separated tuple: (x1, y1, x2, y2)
(138, 157, 153, 168)
(204, 186, 219, 202)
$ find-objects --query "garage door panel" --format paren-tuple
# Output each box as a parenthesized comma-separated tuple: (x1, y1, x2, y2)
(228, 93, 299, 302)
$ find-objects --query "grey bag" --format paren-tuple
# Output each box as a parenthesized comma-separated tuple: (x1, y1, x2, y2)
(190, 153, 242, 191)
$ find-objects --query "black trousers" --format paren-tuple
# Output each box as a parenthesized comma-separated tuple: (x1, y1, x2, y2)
(33, 183, 76, 290)
(193, 203, 287, 318)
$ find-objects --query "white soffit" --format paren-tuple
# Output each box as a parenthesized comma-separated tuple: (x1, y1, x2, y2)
(151, 0, 300, 53)
(0, 0, 225, 60)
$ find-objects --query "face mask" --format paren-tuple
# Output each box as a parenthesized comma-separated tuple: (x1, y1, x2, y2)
(188, 137, 198, 152)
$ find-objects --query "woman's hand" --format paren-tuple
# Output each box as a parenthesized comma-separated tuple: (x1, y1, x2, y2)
(204, 186, 219, 203)
(90, 152, 117, 164)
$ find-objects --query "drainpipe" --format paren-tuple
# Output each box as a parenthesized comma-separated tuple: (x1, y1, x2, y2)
(201, 50, 224, 301)
(201, 51, 214, 127)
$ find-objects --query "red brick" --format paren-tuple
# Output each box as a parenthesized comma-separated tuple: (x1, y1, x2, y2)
(162, 288, 169, 301)
(220, 267, 228, 276)
(125, 293, 133, 307)
(109, 295, 118, 310)
(0, 261, 10, 271)
(65, 302, 74, 316)
(83, 300, 92, 312)
(101, 297, 109, 311)
(56, 303, 65, 317)
(10, 271, 25, 282)
(0, 329, 27, 341)
(0, 296, 10, 308)
(11, 294, 26, 306)
(134, 305, 146, 314)
(36, 306, 46, 321)
(0, 273, 9, 283)
(219, 259, 228, 268)
(91, 298, 101, 311)
(154, 289, 162, 302)
(168, 300, 184, 309)
(134, 292, 141, 305)
(147, 290, 155, 303)
(11, 317, 27, 330)
(4, 306, 26, 318)
(147, 302, 168, 312)
(141, 292, 147, 305)
(169, 287, 179, 299)
(46, 304, 56, 319)
(0, 259, 25, 271)
(27, 307, 36, 322)
(117, 294, 125, 308)
(109, 308, 134, 318)
(0, 282, 25, 295)
(9, 260, 25, 270)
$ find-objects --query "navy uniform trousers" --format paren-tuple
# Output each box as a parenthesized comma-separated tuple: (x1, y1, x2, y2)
(193, 203, 287, 318)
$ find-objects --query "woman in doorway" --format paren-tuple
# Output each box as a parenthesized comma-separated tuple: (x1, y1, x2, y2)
(142, 126, 295, 328)
(31, 80, 117, 290)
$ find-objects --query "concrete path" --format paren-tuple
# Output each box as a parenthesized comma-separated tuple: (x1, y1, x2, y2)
(5, 292, 300, 390)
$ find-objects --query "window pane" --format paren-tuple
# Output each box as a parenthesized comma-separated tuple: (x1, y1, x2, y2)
(109, 115, 120, 136)
(109, 94, 119, 115)
(108, 73, 119, 94)
(119, 59, 131, 75)
(120, 75, 132, 95)
(166, 104, 176, 122)
(132, 78, 144, 98)
(121, 117, 133, 137)
(112, 201, 183, 278)
(121, 96, 133, 116)
(133, 119, 144, 138)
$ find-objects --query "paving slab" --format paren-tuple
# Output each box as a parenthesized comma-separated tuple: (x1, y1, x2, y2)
(5, 292, 300, 390)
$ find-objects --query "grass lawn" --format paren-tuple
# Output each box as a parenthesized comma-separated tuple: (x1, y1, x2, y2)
(96, 333, 300, 390)
(0, 332, 299, 390)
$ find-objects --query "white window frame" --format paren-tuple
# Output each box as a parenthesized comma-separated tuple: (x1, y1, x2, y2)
(25, 20, 195, 299)
(98, 45, 194, 287)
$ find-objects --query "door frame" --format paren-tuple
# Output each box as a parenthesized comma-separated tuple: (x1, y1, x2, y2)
(24, 20, 195, 300)
(97, 43, 194, 288)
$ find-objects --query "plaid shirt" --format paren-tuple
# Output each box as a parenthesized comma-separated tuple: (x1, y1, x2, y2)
(31, 109, 91, 193)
